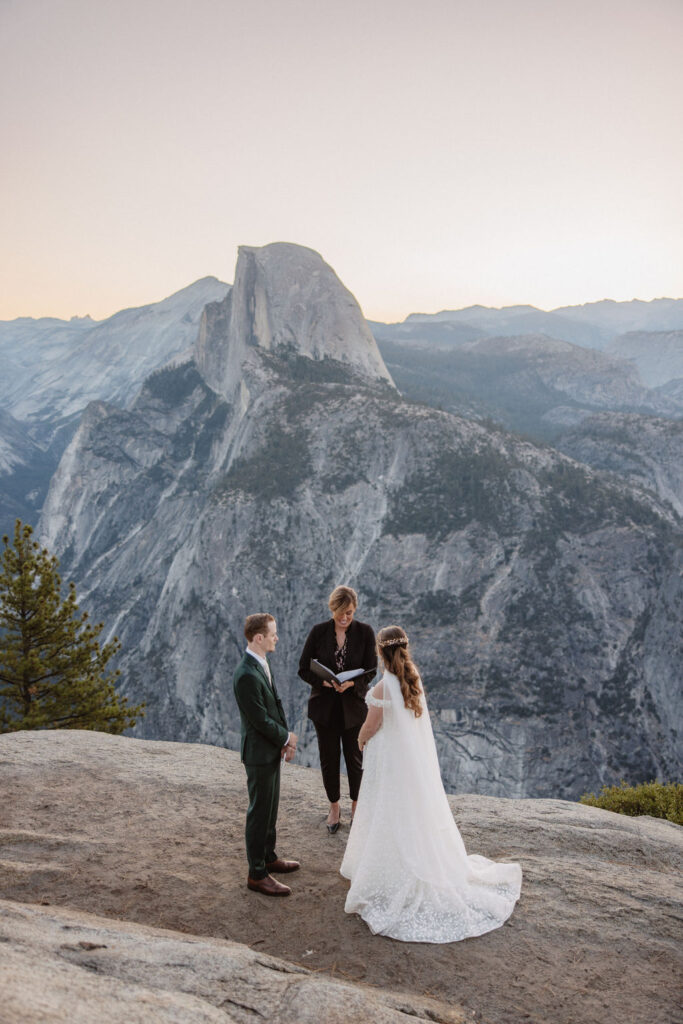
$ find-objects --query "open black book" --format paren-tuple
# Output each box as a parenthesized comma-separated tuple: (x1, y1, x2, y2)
(309, 659, 366, 686)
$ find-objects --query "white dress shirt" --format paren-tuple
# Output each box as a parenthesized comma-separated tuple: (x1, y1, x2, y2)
(246, 646, 272, 681)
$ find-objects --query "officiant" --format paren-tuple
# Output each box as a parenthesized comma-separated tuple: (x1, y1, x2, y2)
(298, 586, 377, 833)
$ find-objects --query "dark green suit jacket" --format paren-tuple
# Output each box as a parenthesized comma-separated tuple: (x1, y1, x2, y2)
(233, 652, 289, 766)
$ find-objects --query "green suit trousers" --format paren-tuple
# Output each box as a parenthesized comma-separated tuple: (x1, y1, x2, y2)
(245, 760, 281, 879)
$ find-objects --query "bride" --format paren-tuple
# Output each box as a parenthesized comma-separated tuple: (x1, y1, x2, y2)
(340, 625, 522, 942)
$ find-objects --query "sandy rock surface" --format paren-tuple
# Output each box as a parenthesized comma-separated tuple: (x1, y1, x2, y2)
(0, 899, 462, 1024)
(1, 730, 682, 1024)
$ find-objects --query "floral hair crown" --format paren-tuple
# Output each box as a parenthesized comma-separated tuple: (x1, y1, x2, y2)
(378, 634, 409, 648)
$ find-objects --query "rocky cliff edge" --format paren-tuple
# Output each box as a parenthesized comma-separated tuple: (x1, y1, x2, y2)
(1, 730, 681, 1024)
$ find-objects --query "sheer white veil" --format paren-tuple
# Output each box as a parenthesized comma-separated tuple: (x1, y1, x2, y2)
(375, 670, 474, 884)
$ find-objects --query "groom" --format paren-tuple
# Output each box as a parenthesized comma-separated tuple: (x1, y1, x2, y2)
(233, 613, 299, 896)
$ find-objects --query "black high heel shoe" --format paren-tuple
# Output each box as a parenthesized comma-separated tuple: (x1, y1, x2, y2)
(326, 818, 341, 834)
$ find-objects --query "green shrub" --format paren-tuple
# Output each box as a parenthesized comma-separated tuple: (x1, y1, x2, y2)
(580, 780, 682, 825)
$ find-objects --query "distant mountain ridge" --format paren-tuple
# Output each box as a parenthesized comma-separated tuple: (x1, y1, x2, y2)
(400, 297, 683, 352)
(0, 277, 230, 536)
(377, 331, 681, 443)
(0, 276, 230, 443)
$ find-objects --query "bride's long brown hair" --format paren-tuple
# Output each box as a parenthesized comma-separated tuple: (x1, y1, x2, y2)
(377, 625, 423, 717)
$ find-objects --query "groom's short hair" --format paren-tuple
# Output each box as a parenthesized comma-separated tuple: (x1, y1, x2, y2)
(244, 613, 275, 641)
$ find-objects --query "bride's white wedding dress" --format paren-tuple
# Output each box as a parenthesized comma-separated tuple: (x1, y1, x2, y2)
(340, 671, 522, 942)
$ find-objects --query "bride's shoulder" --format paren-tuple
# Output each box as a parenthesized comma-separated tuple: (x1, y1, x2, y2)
(376, 671, 396, 692)
(366, 675, 391, 707)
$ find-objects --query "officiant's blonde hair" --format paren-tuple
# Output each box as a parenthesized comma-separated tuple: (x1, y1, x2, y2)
(328, 585, 358, 613)
(377, 626, 423, 718)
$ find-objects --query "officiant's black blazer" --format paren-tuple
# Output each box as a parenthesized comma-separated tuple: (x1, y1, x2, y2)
(298, 619, 377, 730)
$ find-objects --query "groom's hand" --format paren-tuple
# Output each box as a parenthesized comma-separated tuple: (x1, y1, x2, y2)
(282, 732, 298, 762)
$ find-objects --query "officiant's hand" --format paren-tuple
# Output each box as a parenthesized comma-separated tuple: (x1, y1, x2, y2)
(336, 679, 355, 693)
(322, 680, 335, 688)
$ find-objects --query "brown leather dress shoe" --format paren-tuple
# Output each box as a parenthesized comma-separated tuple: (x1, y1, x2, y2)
(247, 874, 291, 896)
(265, 858, 300, 873)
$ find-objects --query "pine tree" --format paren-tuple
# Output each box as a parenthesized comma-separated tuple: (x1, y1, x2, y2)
(0, 520, 144, 733)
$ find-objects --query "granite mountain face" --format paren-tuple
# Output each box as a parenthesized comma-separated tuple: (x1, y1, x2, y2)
(605, 329, 683, 388)
(557, 413, 683, 518)
(194, 243, 392, 400)
(37, 243, 682, 799)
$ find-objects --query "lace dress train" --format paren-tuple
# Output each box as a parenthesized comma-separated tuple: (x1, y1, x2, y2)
(340, 672, 522, 942)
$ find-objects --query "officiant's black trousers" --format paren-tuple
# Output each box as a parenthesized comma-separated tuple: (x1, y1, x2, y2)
(314, 722, 363, 802)
(244, 761, 280, 880)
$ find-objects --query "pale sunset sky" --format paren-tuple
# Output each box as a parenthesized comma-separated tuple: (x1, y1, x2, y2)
(1, 0, 682, 322)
